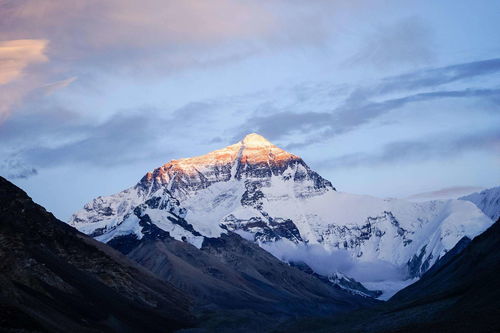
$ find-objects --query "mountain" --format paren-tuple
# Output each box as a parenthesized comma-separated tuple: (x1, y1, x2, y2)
(70, 133, 493, 297)
(460, 186, 500, 221)
(70, 133, 333, 242)
(0, 176, 194, 332)
(73, 180, 377, 331)
(278, 218, 500, 332)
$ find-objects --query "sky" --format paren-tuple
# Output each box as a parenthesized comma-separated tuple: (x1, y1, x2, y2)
(1, 0, 499, 220)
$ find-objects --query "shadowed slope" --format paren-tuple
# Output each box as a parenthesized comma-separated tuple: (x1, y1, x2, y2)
(125, 232, 375, 314)
(0, 176, 194, 332)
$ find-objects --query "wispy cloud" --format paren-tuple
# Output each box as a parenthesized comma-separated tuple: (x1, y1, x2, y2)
(42, 76, 77, 96)
(11, 111, 174, 168)
(0, 39, 48, 85)
(0, 98, 231, 173)
(349, 17, 435, 69)
(238, 86, 500, 148)
(406, 186, 485, 201)
(322, 130, 500, 169)
(231, 57, 500, 149)
(3, 54, 500, 178)
(0, 39, 48, 121)
(0, 158, 38, 179)
(376, 57, 500, 94)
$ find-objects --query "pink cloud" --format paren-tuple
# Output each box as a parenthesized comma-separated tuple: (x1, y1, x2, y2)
(0, 39, 48, 84)
(0, 39, 48, 121)
(0, 0, 369, 121)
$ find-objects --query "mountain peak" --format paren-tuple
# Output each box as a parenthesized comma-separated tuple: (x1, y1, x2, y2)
(163, 133, 297, 172)
(241, 133, 272, 147)
(135, 132, 336, 196)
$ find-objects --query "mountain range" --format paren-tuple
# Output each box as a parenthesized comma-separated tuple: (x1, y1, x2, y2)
(70, 134, 494, 298)
(1, 131, 499, 331)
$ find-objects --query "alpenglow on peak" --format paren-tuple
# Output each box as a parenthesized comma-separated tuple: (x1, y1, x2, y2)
(121, 132, 334, 200)
(241, 133, 273, 147)
(161, 133, 297, 172)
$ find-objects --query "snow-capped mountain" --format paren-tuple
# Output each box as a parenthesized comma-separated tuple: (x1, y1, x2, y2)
(459, 186, 500, 221)
(70, 134, 493, 296)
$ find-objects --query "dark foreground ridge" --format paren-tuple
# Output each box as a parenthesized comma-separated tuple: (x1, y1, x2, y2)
(278, 218, 500, 332)
(0, 176, 195, 332)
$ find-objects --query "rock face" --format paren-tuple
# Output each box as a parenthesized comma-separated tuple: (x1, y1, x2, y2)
(460, 186, 500, 221)
(0, 176, 194, 332)
(70, 133, 493, 296)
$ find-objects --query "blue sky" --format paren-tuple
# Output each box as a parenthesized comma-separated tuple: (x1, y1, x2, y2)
(0, 0, 499, 219)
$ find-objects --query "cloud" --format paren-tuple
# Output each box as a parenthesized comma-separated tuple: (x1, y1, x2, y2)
(0, 158, 38, 179)
(233, 110, 331, 142)
(261, 240, 406, 282)
(171, 101, 219, 122)
(238, 86, 500, 148)
(0, 39, 48, 84)
(226, 57, 500, 148)
(0, 0, 360, 122)
(332, 87, 500, 132)
(0, 39, 48, 121)
(323, 130, 500, 169)
(0, 0, 344, 76)
(262, 241, 353, 276)
(0, 98, 232, 170)
(19, 111, 174, 167)
(406, 186, 485, 201)
(349, 17, 435, 69)
(2, 50, 500, 176)
(377, 57, 500, 94)
(42, 76, 77, 96)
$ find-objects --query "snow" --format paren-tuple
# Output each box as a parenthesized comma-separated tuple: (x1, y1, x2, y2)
(140, 208, 205, 249)
(69, 185, 144, 235)
(460, 186, 500, 221)
(96, 214, 143, 243)
(363, 279, 418, 300)
(233, 229, 255, 241)
(180, 181, 242, 237)
(241, 133, 273, 147)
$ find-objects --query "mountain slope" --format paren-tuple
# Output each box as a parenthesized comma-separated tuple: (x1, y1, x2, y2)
(0, 176, 194, 332)
(70, 133, 493, 297)
(124, 232, 378, 326)
(278, 218, 500, 332)
(460, 186, 500, 221)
